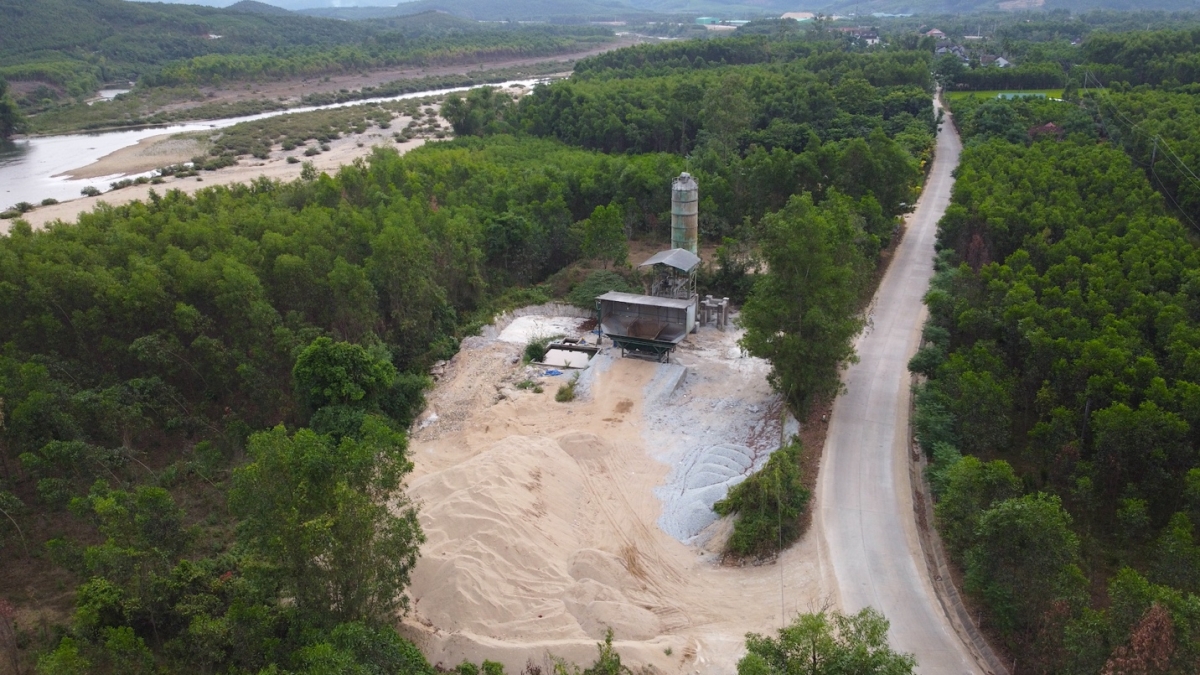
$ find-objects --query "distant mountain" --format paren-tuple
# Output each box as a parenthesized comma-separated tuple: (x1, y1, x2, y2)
(300, 7, 500, 32)
(300, 0, 809, 22)
(817, 0, 1199, 13)
(128, 0, 1200, 16)
(128, 0, 339, 9)
(227, 0, 294, 14)
(301, 0, 650, 21)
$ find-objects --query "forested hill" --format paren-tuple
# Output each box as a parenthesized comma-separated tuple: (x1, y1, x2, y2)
(909, 48, 1200, 666)
(226, 0, 294, 15)
(0, 32, 937, 671)
(0, 0, 368, 97)
(0, 0, 613, 110)
(0, 0, 368, 65)
(302, 0, 651, 22)
(817, 0, 1200, 12)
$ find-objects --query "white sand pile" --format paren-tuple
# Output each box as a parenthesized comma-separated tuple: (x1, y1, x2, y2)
(401, 311, 831, 674)
(497, 316, 589, 344)
(410, 434, 668, 643)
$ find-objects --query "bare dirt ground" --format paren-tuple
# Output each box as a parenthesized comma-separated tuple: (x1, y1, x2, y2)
(165, 38, 642, 113)
(400, 313, 834, 674)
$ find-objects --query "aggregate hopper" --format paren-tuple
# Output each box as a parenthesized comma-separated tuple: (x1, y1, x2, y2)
(596, 291, 695, 362)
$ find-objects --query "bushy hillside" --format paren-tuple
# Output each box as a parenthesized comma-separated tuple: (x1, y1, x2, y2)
(0, 0, 612, 114)
(0, 0, 371, 97)
(226, 0, 294, 15)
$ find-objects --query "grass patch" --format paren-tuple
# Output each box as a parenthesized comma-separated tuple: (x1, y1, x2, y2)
(945, 89, 1064, 102)
(714, 440, 810, 558)
(514, 379, 544, 394)
(555, 373, 580, 403)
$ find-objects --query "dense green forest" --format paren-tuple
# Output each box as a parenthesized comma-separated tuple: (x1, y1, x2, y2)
(0, 32, 934, 672)
(445, 43, 932, 242)
(1090, 89, 1200, 227)
(910, 47, 1200, 670)
(0, 0, 611, 115)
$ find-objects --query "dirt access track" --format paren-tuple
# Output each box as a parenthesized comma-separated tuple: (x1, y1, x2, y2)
(165, 37, 643, 112)
(400, 312, 836, 674)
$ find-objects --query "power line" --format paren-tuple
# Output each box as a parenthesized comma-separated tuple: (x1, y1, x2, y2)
(1080, 70, 1200, 226)
(1152, 164, 1200, 233)
(1082, 71, 1200, 193)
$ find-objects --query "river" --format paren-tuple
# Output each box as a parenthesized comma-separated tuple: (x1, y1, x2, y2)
(0, 79, 546, 210)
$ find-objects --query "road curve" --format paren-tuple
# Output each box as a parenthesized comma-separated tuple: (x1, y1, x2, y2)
(816, 97, 975, 673)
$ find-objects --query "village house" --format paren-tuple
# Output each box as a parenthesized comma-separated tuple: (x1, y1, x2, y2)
(935, 41, 968, 59)
(835, 26, 881, 45)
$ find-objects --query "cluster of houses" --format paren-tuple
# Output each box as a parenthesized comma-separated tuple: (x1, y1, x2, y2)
(834, 26, 881, 45)
(925, 28, 1013, 68)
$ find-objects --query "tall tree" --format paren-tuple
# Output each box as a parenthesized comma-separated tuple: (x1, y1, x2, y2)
(739, 193, 871, 414)
(0, 77, 21, 139)
(965, 493, 1086, 636)
(229, 417, 422, 627)
(574, 203, 628, 269)
(737, 607, 916, 675)
(292, 337, 397, 413)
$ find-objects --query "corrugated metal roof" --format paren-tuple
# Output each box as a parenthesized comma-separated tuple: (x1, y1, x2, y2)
(596, 291, 695, 309)
(638, 248, 701, 272)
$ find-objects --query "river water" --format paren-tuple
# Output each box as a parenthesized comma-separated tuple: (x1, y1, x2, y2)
(0, 79, 545, 210)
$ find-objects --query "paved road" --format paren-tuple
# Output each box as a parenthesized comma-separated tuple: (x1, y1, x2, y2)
(817, 98, 976, 673)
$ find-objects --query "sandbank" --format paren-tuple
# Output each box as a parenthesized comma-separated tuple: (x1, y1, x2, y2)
(10, 124, 428, 232)
(56, 133, 206, 180)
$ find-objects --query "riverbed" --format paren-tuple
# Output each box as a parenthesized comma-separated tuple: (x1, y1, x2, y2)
(0, 78, 547, 214)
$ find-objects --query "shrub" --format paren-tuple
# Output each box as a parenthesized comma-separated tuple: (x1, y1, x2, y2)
(567, 270, 636, 308)
(287, 156, 300, 164)
(714, 440, 810, 557)
(524, 335, 562, 364)
(555, 373, 580, 403)
(13, 201, 34, 213)
(926, 441, 963, 499)
(934, 456, 1021, 556)
(41, 197, 59, 206)
(81, 186, 101, 197)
